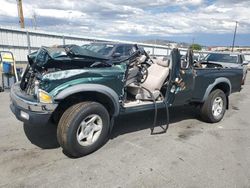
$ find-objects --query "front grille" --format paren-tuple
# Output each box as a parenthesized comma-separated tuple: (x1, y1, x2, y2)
(20, 65, 37, 97)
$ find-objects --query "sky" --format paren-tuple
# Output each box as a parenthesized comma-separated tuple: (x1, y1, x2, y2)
(0, 0, 250, 46)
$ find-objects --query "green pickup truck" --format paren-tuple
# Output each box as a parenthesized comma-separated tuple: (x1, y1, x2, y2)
(10, 45, 243, 157)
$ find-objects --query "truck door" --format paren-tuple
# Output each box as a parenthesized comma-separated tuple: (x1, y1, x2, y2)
(166, 49, 195, 106)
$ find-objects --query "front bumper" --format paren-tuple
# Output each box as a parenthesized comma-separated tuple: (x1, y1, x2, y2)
(10, 83, 58, 126)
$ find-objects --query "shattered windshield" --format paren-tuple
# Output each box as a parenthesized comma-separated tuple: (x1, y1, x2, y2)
(205, 53, 238, 63)
(82, 44, 114, 56)
(64, 45, 109, 60)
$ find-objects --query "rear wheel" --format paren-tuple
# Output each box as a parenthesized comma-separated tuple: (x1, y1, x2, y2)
(57, 101, 110, 157)
(242, 72, 247, 85)
(201, 89, 226, 123)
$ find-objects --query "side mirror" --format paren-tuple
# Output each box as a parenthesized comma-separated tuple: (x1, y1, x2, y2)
(112, 52, 121, 58)
(242, 60, 249, 65)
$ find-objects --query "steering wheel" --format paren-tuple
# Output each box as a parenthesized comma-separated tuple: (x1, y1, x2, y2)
(139, 64, 148, 83)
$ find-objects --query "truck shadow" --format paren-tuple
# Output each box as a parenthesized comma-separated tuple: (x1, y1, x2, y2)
(110, 105, 200, 139)
(23, 123, 60, 149)
(23, 105, 200, 149)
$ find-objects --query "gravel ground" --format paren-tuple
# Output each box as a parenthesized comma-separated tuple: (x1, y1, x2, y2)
(0, 76, 250, 188)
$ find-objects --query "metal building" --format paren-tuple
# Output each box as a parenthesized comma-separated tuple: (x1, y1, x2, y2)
(0, 27, 175, 64)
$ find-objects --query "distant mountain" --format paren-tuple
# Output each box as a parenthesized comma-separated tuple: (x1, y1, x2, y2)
(141, 39, 191, 48)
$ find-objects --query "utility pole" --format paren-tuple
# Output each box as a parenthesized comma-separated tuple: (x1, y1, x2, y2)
(16, 0, 25, 28)
(32, 11, 37, 30)
(231, 21, 238, 52)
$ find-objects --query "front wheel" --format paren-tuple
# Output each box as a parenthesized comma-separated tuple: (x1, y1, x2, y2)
(200, 89, 227, 123)
(57, 101, 110, 157)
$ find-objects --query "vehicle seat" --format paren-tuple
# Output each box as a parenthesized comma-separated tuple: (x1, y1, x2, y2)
(127, 58, 170, 100)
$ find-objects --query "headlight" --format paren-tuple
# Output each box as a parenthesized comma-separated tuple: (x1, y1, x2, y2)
(38, 89, 53, 103)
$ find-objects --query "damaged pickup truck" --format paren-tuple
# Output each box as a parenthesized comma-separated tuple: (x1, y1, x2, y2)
(10, 45, 243, 157)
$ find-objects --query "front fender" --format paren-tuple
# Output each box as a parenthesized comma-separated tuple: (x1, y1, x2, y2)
(54, 84, 120, 116)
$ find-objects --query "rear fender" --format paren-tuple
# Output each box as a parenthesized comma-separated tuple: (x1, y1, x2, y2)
(202, 77, 232, 102)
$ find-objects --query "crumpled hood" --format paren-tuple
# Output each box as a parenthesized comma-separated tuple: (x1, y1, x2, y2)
(27, 45, 109, 70)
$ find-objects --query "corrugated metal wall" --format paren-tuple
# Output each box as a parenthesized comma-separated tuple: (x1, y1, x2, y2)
(1, 27, 249, 65)
(0, 27, 175, 64)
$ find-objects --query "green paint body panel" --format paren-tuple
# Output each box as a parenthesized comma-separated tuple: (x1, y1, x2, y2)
(40, 64, 127, 99)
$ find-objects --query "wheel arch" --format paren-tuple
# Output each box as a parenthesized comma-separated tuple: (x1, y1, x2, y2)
(52, 84, 120, 123)
(202, 77, 231, 103)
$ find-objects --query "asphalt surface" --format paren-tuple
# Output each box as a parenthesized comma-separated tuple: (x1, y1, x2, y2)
(0, 77, 250, 188)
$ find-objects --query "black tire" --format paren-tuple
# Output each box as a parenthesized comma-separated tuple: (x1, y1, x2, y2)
(201, 89, 227, 123)
(242, 73, 247, 85)
(57, 101, 110, 157)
